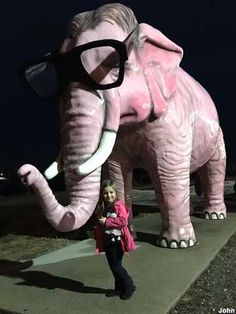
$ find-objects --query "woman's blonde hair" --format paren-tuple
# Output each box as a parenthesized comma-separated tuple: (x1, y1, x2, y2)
(67, 3, 138, 38)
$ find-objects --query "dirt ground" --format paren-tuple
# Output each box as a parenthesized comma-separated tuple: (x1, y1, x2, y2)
(170, 231, 236, 313)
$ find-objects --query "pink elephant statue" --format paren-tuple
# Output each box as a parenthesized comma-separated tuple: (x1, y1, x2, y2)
(18, 3, 226, 249)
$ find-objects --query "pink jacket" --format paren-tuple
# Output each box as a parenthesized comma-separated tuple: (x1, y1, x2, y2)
(94, 200, 136, 255)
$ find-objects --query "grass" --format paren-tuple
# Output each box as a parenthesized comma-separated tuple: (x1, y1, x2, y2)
(0, 234, 75, 262)
(0, 199, 91, 262)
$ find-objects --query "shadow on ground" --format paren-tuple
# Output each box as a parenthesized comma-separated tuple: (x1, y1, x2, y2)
(0, 259, 110, 294)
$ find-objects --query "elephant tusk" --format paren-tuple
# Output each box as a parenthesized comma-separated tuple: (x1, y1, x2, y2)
(44, 161, 61, 180)
(76, 130, 117, 176)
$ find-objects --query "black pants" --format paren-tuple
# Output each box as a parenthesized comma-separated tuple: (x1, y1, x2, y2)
(104, 234, 134, 294)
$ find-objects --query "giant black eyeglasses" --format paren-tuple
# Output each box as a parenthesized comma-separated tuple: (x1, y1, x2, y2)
(20, 25, 139, 99)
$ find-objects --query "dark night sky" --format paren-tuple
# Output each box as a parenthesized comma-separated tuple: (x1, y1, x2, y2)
(1, 0, 236, 173)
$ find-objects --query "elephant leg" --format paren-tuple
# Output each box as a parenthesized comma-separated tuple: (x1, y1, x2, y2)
(151, 172, 195, 249)
(105, 149, 135, 236)
(146, 133, 196, 249)
(198, 130, 226, 219)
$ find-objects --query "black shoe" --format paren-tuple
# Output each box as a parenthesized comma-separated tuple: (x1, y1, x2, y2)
(120, 285, 136, 300)
(105, 290, 120, 297)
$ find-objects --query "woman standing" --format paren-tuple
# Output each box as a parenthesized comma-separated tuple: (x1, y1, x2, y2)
(95, 179, 136, 300)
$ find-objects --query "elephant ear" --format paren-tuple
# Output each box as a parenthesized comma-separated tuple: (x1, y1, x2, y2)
(137, 23, 183, 116)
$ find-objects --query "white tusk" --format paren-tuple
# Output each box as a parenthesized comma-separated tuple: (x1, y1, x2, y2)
(77, 130, 117, 176)
(44, 161, 60, 180)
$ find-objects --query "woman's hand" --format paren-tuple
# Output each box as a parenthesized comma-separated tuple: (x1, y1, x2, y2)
(98, 217, 107, 224)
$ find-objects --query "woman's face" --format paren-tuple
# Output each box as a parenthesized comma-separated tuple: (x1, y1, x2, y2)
(103, 186, 117, 204)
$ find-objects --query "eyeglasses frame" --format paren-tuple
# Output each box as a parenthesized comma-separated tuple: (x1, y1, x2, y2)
(20, 24, 139, 98)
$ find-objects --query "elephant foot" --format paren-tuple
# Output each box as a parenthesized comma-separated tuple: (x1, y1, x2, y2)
(203, 205, 227, 220)
(158, 223, 197, 249)
(158, 237, 196, 249)
(203, 211, 226, 220)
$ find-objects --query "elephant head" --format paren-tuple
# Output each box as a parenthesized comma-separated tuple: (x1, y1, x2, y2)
(18, 3, 183, 232)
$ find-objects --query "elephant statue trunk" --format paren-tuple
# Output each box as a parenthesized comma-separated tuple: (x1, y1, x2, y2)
(18, 164, 101, 232)
(18, 86, 119, 232)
